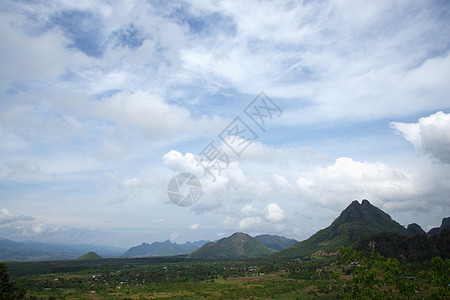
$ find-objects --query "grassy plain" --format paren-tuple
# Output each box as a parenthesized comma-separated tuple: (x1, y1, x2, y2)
(6, 251, 449, 299)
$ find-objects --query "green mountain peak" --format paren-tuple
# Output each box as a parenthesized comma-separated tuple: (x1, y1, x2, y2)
(77, 251, 102, 260)
(188, 232, 273, 259)
(272, 199, 409, 258)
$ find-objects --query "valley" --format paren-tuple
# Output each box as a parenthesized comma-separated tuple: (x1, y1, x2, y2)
(2, 200, 449, 299)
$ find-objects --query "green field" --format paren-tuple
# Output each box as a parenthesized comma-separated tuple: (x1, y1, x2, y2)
(3, 248, 449, 299)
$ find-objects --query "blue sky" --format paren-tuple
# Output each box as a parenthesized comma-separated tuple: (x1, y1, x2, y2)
(0, 0, 449, 248)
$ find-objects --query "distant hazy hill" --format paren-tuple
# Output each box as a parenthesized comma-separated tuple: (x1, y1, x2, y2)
(77, 251, 102, 260)
(0, 239, 124, 261)
(428, 217, 450, 236)
(178, 240, 209, 253)
(188, 232, 274, 259)
(122, 240, 208, 258)
(272, 200, 410, 258)
(254, 234, 297, 251)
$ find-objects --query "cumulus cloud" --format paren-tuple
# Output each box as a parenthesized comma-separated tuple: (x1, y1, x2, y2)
(163, 149, 276, 214)
(391, 111, 450, 163)
(221, 203, 286, 232)
(163, 150, 201, 175)
(264, 203, 286, 223)
(189, 223, 199, 230)
(209, 149, 449, 238)
(292, 157, 423, 208)
(238, 217, 263, 231)
(221, 216, 235, 228)
(240, 204, 259, 216)
(163, 141, 449, 217)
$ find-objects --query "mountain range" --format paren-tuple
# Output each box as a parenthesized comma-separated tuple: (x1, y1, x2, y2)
(2, 199, 447, 261)
(121, 234, 297, 259)
(121, 240, 208, 258)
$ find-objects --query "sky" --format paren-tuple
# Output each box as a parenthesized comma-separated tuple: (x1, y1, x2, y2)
(0, 0, 449, 249)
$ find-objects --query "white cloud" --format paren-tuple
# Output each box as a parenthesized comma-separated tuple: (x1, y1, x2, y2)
(103, 172, 145, 204)
(164, 140, 449, 217)
(1, 0, 449, 247)
(238, 216, 263, 231)
(391, 111, 450, 163)
(238, 139, 297, 162)
(94, 91, 216, 139)
(169, 232, 179, 242)
(189, 223, 199, 230)
(163, 150, 201, 175)
(0, 208, 33, 225)
(221, 216, 235, 228)
(119, 177, 142, 189)
(0, 99, 85, 147)
(163, 149, 277, 214)
(0, 13, 85, 86)
(181, 1, 450, 124)
(240, 204, 259, 216)
(220, 203, 286, 232)
(264, 203, 286, 223)
(293, 157, 422, 208)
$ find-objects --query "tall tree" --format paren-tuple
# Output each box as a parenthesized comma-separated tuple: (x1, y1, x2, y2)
(0, 262, 25, 300)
